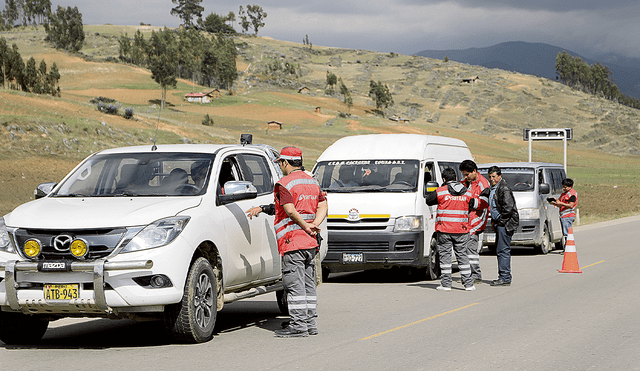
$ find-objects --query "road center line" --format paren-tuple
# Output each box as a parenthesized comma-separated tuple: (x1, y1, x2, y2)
(360, 302, 480, 341)
(581, 260, 605, 269)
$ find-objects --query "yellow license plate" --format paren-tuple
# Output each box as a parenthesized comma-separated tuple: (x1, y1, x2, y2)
(44, 284, 79, 301)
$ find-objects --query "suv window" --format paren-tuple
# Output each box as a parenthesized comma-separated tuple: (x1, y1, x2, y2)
(438, 161, 463, 183)
(239, 154, 274, 195)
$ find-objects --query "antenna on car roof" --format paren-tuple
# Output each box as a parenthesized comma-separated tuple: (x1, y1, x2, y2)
(151, 103, 161, 151)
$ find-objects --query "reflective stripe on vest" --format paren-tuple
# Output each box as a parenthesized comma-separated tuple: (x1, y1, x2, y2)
(435, 184, 473, 233)
(559, 188, 578, 218)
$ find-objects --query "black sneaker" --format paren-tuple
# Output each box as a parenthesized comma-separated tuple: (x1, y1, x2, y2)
(490, 279, 511, 286)
(274, 326, 308, 338)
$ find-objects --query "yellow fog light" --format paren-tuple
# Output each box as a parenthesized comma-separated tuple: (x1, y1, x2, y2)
(70, 239, 88, 258)
(24, 239, 42, 258)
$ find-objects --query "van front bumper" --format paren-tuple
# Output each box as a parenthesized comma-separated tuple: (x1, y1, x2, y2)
(483, 219, 542, 246)
(323, 230, 425, 272)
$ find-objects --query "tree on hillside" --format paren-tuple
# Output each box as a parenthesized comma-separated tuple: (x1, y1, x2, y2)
(369, 80, 393, 114)
(199, 12, 235, 34)
(325, 71, 337, 93)
(147, 28, 178, 109)
(226, 11, 235, 29)
(201, 34, 237, 90)
(238, 5, 250, 34)
(245, 4, 266, 35)
(44, 5, 84, 52)
(0, 37, 10, 88)
(10, 44, 26, 90)
(170, 0, 204, 28)
(339, 77, 353, 112)
(176, 27, 207, 89)
(3, 0, 19, 26)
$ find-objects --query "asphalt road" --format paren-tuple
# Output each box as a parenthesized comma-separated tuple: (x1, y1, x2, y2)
(2, 216, 640, 371)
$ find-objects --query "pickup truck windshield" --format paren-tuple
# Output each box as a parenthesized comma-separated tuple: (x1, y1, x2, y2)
(315, 160, 420, 192)
(52, 152, 215, 197)
(479, 167, 535, 191)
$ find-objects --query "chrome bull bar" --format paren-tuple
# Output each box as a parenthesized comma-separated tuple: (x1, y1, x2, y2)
(0, 259, 153, 314)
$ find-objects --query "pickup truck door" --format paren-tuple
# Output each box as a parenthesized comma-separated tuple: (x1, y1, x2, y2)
(216, 153, 265, 287)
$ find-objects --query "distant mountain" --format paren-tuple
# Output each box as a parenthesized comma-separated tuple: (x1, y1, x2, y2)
(415, 41, 640, 99)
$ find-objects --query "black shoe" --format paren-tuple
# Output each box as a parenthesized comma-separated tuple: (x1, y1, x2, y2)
(490, 279, 511, 286)
(274, 326, 308, 338)
(308, 328, 318, 336)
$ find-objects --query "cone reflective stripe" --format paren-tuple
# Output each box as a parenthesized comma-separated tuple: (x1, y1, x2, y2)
(559, 227, 582, 273)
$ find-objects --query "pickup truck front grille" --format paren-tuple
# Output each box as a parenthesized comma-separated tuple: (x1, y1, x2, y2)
(12, 228, 126, 260)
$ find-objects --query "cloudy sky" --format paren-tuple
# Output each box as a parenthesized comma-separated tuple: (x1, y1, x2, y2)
(50, 0, 640, 59)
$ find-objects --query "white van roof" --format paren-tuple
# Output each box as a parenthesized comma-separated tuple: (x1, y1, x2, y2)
(478, 162, 564, 169)
(317, 134, 470, 161)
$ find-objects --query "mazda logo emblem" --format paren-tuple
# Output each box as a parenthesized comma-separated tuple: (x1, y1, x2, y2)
(53, 235, 73, 251)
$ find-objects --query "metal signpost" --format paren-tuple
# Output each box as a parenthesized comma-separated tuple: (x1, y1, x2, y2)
(523, 128, 573, 172)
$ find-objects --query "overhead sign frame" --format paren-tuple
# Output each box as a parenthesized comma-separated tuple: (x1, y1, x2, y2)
(523, 128, 573, 172)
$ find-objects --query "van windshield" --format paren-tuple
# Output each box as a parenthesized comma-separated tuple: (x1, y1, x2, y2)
(314, 160, 420, 193)
(52, 152, 214, 197)
(479, 167, 535, 191)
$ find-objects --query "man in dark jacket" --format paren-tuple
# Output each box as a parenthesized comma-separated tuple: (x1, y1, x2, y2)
(485, 166, 519, 286)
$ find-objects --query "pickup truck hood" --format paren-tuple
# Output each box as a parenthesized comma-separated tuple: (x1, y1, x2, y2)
(325, 192, 418, 216)
(5, 197, 202, 229)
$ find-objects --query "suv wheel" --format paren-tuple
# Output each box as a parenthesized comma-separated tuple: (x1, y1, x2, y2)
(165, 257, 217, 343)
(0, 311, 49, 344)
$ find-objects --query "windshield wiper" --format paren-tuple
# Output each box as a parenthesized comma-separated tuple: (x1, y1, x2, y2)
(54, 193, 91, 197)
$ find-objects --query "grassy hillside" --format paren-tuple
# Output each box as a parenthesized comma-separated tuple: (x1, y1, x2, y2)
(1, 25, 640, 224)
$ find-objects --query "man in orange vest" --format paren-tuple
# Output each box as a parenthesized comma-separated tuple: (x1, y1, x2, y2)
(459, 160, 490, 284)
(426, 168, 479, 291)
(246, 146, 327, 337)
(550, 178, 577, 247)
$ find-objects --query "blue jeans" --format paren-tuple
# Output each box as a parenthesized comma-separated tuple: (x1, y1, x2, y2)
(561, 217, 575, 237)
(495, 225, 512, 282)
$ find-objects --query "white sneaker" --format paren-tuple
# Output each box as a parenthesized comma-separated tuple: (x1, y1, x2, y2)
(465, 286, 476, 291)
(436, 286, 452, 291)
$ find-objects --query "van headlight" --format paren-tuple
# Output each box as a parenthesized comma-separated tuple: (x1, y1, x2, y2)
(394, 216, 423, 232)
(0, 217, 16, 253)
(518, 208, 540, 220)
(121, 216, 191, 253)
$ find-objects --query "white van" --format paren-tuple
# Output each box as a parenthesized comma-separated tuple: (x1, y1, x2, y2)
(477, 162, 566, 254)
(313, 134, 473, 280)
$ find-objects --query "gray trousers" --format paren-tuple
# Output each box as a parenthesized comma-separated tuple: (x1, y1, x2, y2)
(466, 233, 482, 280)
(437, 232, 473, 288)
(282, 248, 317, 331)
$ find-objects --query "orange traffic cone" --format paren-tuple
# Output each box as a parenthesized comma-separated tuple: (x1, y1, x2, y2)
(559, 227, 582, 273)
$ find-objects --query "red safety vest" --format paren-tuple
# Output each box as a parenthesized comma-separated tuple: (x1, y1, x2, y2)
(463, 174, 490, 235)
(559, 188, 578, 218)
(274, 170, 322, 255)
(435, 184, 475, 234)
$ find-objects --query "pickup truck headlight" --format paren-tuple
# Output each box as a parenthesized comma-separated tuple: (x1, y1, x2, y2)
(518, 208, 540, 220)
(122, 216, 191, 253)
(393, 216, 423, 232)
(0, 217, 16, 253)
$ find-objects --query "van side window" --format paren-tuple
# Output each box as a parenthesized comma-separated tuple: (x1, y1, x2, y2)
(424, 162, 434, 183)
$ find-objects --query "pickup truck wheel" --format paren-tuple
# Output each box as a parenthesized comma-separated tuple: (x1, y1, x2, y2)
(536, 225, 551, 255)
(0, 311, 49, 344)
(275, 289, 289, 315)
(165, 257, 216, 343)
(427, 238, 440, 280)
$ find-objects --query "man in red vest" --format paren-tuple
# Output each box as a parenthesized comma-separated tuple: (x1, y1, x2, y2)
(426, 168, 479, 291)
(550, 178, 578, 247)
(246, 146, 327, 337)
(460, 160, 490, 284)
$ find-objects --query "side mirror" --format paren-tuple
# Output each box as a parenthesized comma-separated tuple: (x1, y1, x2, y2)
(35, 182, 58, 199)
(218, 181, 258, 205)
(424, 181, 439, 197)
(539, 183, 550, 195)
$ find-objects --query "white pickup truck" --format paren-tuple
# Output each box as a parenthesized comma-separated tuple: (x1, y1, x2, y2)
(0, 135, 326, 344)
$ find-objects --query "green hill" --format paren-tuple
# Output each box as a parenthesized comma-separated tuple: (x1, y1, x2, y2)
(1, 25, 640, 223)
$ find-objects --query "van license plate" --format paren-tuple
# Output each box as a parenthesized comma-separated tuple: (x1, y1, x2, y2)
(44, 284, 79, 301)
(487, 235, 496, 243)
(343, 253, 363, 264)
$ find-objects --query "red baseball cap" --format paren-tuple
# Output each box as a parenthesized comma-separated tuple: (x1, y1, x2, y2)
(275, 146, 302, 162)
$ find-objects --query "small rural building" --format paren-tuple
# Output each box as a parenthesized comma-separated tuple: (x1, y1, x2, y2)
(315, 107, 321, 114)
(298, 87, 310, 94)
(267, 121, 282, 130)
(184, 92, 210, 103)
(206, 89, 221, 99)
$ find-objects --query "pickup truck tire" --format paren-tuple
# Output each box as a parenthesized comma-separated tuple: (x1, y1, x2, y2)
(275, 289, 289, 315)
(427, 237, 440, 280)
(164, 257, 217, 343)
(0, 311, 49, 344)
(536, 225, 550, 255)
